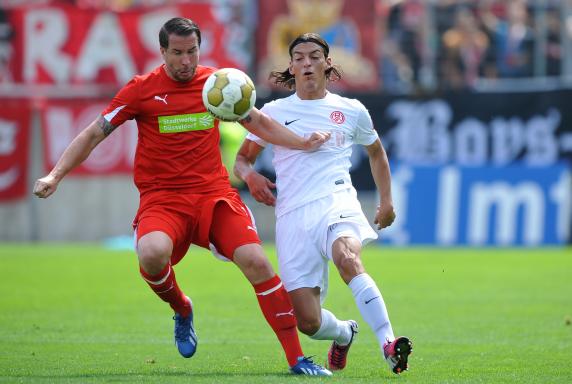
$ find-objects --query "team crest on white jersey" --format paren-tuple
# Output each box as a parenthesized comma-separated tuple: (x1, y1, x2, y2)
(330, 111, 345, 124)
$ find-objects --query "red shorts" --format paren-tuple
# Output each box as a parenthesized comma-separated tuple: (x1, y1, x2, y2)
(133, 188, 261, 265)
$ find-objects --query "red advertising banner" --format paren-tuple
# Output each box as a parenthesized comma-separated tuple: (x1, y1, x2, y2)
(2, 2, 253, 86)
(255, 0, 381, 92)
(0, 99, 30, 201)
(40, 100, 137, 175)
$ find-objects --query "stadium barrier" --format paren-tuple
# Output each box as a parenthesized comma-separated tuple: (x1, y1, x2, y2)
(1, 91, 571, 245)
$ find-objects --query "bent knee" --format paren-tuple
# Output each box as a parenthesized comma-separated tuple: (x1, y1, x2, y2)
(137, 232, 173, 273)
(297, 317, 321, 336)
(337, 254, 363, 274)
(333, 241, 365, 283)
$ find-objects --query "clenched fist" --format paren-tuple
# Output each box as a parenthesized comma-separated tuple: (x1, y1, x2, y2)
(33, 175, 58, 199)
(374, 204, 396, 230)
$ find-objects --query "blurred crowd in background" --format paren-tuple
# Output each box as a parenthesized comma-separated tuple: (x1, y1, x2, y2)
(0, 0, 569, 93)
(379, 0, 566, 93)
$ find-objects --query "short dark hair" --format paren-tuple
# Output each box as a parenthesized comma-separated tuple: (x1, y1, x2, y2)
(270, 32, 342, 90)
(159, 17, 201, 49)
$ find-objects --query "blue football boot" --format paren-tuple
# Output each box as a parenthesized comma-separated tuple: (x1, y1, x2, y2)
(290, 356, 332, 376)
(173, 299, 197, 358)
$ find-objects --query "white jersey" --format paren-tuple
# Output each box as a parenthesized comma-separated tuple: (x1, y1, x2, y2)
(247, 91, 379, 218)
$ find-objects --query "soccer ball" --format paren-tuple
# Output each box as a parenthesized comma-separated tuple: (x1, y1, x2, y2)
(202, 68, 256, 122)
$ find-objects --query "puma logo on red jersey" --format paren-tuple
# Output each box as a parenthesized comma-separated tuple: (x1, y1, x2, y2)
(154, 94, 168, 104)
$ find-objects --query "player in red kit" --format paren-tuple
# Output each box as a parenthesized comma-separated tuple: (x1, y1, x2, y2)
(33, 17, 331, 376)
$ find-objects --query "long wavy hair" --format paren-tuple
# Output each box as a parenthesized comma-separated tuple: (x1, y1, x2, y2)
(269, 33, 342, 90)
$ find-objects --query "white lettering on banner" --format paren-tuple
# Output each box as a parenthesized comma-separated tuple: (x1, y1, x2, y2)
(76, 13, 135, 83)
(0, 119, 20, 191)
(386, 165, 570, 245)
(550, 172, 572, 242)
(559, 133, 572, 152)
(455, 118, 487, 165)
(525, 109, 559, 165)
(436, 166, 460, 245)
(15, 5, 246, 85)
(200, 29, 213, 59)
(0, 119, 19, 191)
(386, 101, 563, 165)
(381, 166, 412, 245)
(45, 104, 137, 173)
(0, 120, 17, 155)
(24, 9, 72, 83)
(386, 100, 451, 164)
(77, 105, 124, 171)
(45, 106, 76, 165)
(491, 117, 524, 165)
(491, 110, 560, 166)
(139, 9, 177, 73)
(0, 166, 18, 191)
(468, 182, 544, 246)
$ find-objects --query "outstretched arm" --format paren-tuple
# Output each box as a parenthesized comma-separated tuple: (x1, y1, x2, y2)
(234, 139, 276, 206)
(366, 138, 395, 229)
(33, 115, 113, 198)
(240, 108, 330, 151)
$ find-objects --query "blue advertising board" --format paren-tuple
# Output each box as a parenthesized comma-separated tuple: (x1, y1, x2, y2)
(256, 90, 572, 246)
(381, 163, 571, 246)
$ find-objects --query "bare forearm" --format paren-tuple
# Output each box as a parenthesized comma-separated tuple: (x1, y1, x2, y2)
(50, 117, 108, 182)
(241, 109, 306, 149)
(369, 144, 393, 205)
(34, 116, 114, 198)
(50, 136, 94, 181)
(234, 154, 256, 182)
(372, 160, 392, 205)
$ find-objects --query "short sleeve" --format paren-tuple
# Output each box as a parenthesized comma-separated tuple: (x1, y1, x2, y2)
(353, 101, 378, 146)
(101, 78, 140, 127)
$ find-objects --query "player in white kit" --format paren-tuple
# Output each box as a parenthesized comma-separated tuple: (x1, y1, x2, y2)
(234, 33, 412, 374)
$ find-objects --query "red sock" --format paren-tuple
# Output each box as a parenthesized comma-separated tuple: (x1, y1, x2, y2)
(253, 275, 303, 367)
(140, 263, 191, 318)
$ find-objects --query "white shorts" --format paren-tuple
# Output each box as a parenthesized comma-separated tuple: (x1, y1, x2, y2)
(275, 188, 377, 303)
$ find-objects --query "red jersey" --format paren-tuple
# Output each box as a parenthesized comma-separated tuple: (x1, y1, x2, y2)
(101, 65, 230, 195)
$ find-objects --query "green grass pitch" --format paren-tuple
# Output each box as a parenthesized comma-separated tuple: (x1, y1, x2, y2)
(0, 244, 571, 383)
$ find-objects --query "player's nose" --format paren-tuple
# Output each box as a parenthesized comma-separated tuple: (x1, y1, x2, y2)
(181, 54, 192, 65)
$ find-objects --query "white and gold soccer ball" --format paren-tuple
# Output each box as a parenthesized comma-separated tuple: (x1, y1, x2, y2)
(202, 68, 256, 122)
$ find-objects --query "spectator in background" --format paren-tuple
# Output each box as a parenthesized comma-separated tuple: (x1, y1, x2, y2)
(379, 3, 415, 93)
(480, 0, 534, 78)
(439, 6, 489, 89)
(380, 38, 414, 93)
(386, 1, 425, 88)
(380, 0, 437, 93)
(545, 7, 562, 77)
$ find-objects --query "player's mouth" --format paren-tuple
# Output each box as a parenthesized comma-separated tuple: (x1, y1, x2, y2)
(303, 71, 313, 77)
(179, 69, 194, 78)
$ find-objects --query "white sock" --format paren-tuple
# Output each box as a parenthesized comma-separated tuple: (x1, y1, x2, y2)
(348, 273, 394, 350)
(309, 308, 353, 345)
